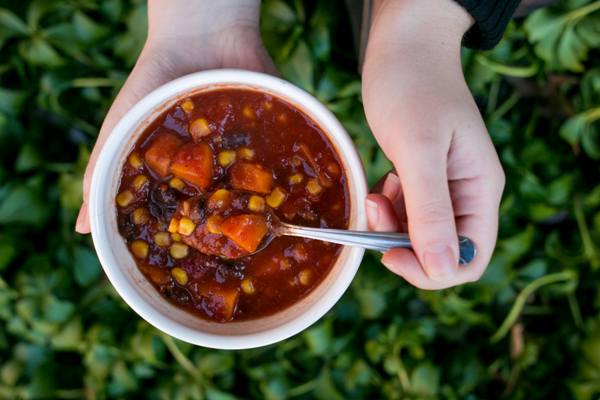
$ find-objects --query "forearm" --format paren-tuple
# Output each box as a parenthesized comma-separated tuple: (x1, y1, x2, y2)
(147, 0, 261, 46)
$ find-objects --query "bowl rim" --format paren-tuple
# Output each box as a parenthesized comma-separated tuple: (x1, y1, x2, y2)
(89, 69, 368, 349)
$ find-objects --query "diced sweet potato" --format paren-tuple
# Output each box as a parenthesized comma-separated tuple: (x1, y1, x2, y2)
(230, 162, 273, 194)
(220, 214, 269, 253)
(200, 285, 240, 321)
(169, 142, 213, 189)
(144, 133, 182, 177)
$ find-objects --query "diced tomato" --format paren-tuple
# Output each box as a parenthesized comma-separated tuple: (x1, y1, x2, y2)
(230, 162, 273, 194)
(220, 214, 269, 253)
(170, 142, 213, 189)
(144, 133, 182, 177)
(199, 285, 240, 321)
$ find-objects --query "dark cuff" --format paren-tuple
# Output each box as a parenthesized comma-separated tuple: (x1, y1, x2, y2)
(455, 0, 521, 50)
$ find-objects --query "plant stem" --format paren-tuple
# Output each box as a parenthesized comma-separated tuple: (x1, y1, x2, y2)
(487, 78, 500, 115)
(490, 270, 576, 342)
(489, 92, 520, 122)
(574, 196, 600, 269)
(162, 334, 199, 378)
(567, 292, 583, 328)
(476, 55, 539, 78)
(566, 0, 600, 23)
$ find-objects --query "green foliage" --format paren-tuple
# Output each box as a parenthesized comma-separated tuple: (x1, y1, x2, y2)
(0, 0, 599, 399)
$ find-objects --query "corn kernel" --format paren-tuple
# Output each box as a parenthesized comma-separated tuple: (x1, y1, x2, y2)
(306, 178, 322, 195)
(168, 218, 179, 233)
(266, 187, 286, 208)
(128, 152, 143, 169)
(277, 113, 287, 123)
(178, 217, 196, 236)
(263, 101, 273, 110)
(241, 278, 255, 295)
(181, 99, 194, 114)
(189, 117, 211, 138)
(171, 267, 189, 285)
(170, 243, 189, 259)
(154, 232, 171, 247)
(288, 173, 303, 185)
(132, 207, 149, 225)
(218, 150, 236, 167)
(116, 190, 134, 207)
(242, 105, 255, 119)
(299, 269, 312, 286)
(131, 240, 148, 259)
(206, 215, 223, 234)
(248, 195, 265, 212)
(169, 177, 185, 191)
(132, 175, 148, 190)
(171, 232, 182, 242)
(208, 189, 232, 210)
(237, 147, 255, 160)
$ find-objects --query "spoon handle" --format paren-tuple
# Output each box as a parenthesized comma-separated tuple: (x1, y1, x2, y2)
(278, 224, 476, 265)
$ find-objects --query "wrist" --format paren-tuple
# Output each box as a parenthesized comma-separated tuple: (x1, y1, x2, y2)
(146, 0, 261, 47)
(142, 0, 263, 71)
(368, 0, 473, 55)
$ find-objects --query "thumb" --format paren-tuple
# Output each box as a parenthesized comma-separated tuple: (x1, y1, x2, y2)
(393, 142, 458, 281)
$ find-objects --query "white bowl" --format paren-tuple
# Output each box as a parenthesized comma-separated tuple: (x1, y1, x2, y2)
(89, 69, 367, 349)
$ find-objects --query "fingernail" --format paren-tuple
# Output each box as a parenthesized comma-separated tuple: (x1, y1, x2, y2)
(423, 244, 456, 281)
(382, 172, 401, 201)
(365, 198, 379, 228)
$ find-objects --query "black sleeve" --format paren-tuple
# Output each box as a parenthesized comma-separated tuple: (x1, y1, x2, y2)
(454, 0, 521, 50)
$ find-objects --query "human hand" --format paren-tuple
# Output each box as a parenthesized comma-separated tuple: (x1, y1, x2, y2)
(76, 0, 276, 233)
(362, 0, 505, 289)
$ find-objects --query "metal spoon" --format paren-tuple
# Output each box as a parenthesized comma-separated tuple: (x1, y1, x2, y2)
(181, 191, 476, 264)
(256, 215, 476, 265)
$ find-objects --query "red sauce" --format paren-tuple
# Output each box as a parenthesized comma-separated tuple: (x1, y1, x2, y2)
(115, 88, 349, 322)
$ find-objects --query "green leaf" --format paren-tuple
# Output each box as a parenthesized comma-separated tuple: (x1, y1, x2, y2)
(0, 182, 48, 226)
(280, 40, 314, 93)
(73, 246, 101, 286)
(50, 317, 83, 351)
(498, 225, 535, 262)
(313, 368, 344, 400)
(411, 363, 440, 396)
(355, 288, 386, 319)
(15, 143, 41, 172)
(262, 0, 296, 31)
(560, 107, 600, 158)
(304, 320, 332, 356)
(114, 3, 147, 66)
(0, 88, 26, 115)
(558, 25, 586, 72)
(0, 8, 28, 36)
(206, 388, 238, 400)
(73, 11, 110, 44)
(44, 297, 75, 324)
(0, 241, 17, 271)
(19, 38, 64, 67)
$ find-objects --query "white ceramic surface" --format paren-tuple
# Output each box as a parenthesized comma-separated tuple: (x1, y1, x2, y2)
(89, 69, 367, 349)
